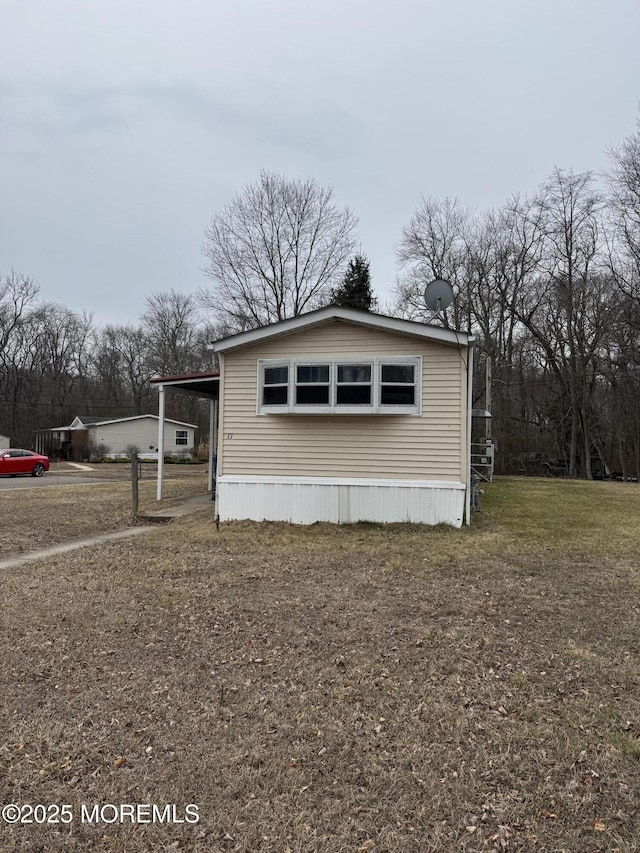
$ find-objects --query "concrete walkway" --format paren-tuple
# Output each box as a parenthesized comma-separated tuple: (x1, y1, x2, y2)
(0, 527, 154, 570)
(66, 461, 94, 471)
(139, 492, 215, 521)
(0, 492, 214, 570)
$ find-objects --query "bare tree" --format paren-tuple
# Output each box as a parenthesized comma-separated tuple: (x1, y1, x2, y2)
(201, 171, 358, 330)
(1, 296, 96, 444)
(606, 115, 640, 294)
(142, 289, 206, 376)
(392, 173, 619, 478)
(92, 324, 155, 415)
(604, 114, 640, 477)
(506, 169, 607, 477)
(0, 269, 39, 359)
(394, 197, 472, 329)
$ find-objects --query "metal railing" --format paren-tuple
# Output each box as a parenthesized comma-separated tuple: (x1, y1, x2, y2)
(471, 440, 494, 482)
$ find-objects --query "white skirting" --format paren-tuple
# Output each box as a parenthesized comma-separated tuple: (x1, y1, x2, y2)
(217, 475, 466, 527)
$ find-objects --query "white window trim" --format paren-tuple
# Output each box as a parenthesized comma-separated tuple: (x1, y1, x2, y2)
(256, 356, 422, 415)
(175, 429, 189, 446)
(258, 360, 291, 412)
(295, 363, 331, 406)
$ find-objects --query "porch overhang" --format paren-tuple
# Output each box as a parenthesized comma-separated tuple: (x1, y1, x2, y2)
(150, 372, 220, 400)
(150, 372, 220, 501)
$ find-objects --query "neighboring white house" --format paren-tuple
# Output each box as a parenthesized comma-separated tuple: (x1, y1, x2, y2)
(0, 434, 10, 450)
(209, 307, 474, 527)
(35, 414, 197, 460)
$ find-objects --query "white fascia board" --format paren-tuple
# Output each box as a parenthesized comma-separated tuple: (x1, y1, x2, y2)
(91, 414, 199, 429)
(212, 307, 472, 353)
(156, 376, 219, 388)
(161, 418, 199, 429)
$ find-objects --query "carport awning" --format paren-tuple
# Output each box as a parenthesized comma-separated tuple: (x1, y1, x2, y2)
(151, 371, 220, 501)
(150, 371, 219, 399)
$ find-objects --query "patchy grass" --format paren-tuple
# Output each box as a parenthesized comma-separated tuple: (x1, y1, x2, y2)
(1, 478, 640, 851)
(0, 468, 207, 555)
(480, 476, 640, 556)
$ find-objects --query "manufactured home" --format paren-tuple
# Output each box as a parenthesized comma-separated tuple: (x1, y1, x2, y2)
(36, 414, 197, 460)
(208, 307, 474, 526)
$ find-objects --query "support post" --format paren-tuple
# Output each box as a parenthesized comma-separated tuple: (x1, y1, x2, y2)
(208, 398, 216, 498)
(131, 450, 139, 517)
(157, 384, 165, 501)
(465, 342, 474, 526)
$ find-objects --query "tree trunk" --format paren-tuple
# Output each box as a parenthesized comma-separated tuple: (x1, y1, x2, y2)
(582, 406, 592, 480)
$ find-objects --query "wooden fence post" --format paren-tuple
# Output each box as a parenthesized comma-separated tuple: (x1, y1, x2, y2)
(131, 451, 139, 517)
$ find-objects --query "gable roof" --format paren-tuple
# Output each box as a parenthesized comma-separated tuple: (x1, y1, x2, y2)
(83, 414, 198, 429)
(211, 306, 473, 353)
(91, 414, 198, 429)
(70, 416, 110, 427)
(39, 414, 198, 432)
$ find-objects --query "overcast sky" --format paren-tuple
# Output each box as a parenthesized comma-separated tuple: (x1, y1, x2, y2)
(2, 0, 639, 326)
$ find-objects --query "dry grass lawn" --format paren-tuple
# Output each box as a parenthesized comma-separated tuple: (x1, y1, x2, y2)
(2, 477, 640, 852)
(0, 466, 208, 555)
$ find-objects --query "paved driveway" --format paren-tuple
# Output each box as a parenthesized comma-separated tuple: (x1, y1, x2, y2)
(0, 474, 117, 490)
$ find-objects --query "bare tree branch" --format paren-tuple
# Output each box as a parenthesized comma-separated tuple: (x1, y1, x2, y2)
(201, 171, 358, 330)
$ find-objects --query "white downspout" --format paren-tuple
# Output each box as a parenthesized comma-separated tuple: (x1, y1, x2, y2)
(156, 384, 165, 501)
(465, 341, 474, 525)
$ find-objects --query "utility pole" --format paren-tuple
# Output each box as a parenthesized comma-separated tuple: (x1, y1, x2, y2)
(485, 356, 492, 442)
(486, 356, 495, 480)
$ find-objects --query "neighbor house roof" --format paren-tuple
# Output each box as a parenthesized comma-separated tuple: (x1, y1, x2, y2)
(37, 414, 198, 432)
(210, 306, 474, 354)
(69, 416, 110, 428)
(84, 414, 198, 429)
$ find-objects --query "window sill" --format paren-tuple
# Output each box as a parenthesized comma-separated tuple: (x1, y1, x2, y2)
(259, 406, 420, 416)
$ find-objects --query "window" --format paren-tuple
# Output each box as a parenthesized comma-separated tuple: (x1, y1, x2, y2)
(176, 430, 188, 446)
(380, 363, 416, 406)
(257, 357, 421, 414)
(336, 364, 372, 405)
(262, 364, 289, 406)
(296, 364, 330, 404)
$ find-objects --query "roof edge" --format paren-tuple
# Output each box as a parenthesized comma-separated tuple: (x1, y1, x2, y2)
(211, 307, 473, 353)
(89, 414, 199, 429)
(38, 414, 199, 431)
(150, 371, 219, 384)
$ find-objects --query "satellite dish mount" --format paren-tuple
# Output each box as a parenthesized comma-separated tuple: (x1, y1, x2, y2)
(424, 279, 454, 316)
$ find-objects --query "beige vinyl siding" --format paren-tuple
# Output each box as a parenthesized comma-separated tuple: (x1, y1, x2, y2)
(219, 320, 466, 481)
(91, 418, 195, 455)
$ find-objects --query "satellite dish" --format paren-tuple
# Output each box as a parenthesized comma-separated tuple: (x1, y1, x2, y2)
(424, 279, 454, 313)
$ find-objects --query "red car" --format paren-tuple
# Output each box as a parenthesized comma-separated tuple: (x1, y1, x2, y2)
(0, 449, 50, 477)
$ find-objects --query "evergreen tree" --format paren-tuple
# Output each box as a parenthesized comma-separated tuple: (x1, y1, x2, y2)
(331, 255, 377, 311)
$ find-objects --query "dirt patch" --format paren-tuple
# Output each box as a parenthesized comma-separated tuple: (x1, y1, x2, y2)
(2, 479, 640, 851)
